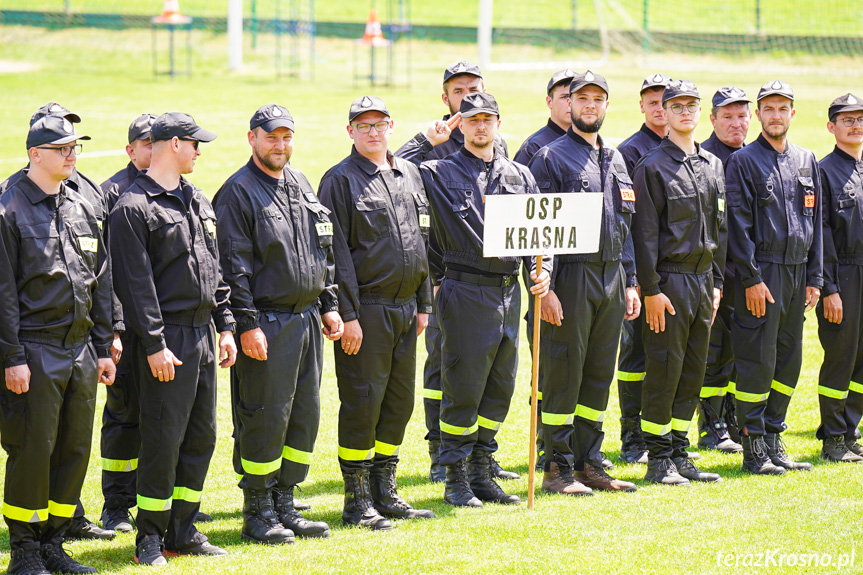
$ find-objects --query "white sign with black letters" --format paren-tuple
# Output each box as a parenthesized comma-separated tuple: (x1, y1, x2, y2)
(482, 192, 603, 257)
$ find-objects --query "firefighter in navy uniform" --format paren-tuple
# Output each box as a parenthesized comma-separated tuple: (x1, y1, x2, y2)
(0, 116, 115, 575)
(110, 113, 238, 565)
(319, 96, 435, 530)
(527, 71, 639, 496)
(213, 105, 342, 543)
(514, 68, 574, 470)
(0, 102, 119, 543)
(725, 81, 822, 475)
(419, 93, 551, 508)
(632, 80, 727, 485)
(816, 93, 863, 463)
(615, 73, 673, 465)
(697, 87, 752, 453)
(98, 113, 155, 533)
(396, 60, 517, 483)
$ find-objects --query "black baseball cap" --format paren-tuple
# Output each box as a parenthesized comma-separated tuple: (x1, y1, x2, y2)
(711, 87, 750, 108)
(443, 60, 483, 83)
(828, 93, 863, 122)
(547, 69, 576, 95)
(348, 96, 390, 122)
(663, 80, 700, 104)
(128, 113, 157, 144)
(569, 70, 609, 96)
(27, 115, 90, 149)
(150, 112, 217, 142)
(30, 102, 81, 126)
(640, 73, 671, 94)
(250, 104, 295, 132)
(757, 80, 794, 102)
(459, 92, 499, 118)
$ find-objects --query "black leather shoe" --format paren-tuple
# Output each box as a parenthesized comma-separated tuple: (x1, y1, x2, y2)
(65, 516, 116, 541)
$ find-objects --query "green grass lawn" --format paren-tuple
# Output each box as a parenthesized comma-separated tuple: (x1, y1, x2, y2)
(1, 24, 862, 575)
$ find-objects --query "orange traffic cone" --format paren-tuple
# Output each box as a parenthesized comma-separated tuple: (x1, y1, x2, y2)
(155, 0, 190, 24)
(359, 10, 390, 47)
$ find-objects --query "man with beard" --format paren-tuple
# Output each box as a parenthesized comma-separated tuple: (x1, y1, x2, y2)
(697, 88, 752, 453)
(725, 81, 822, 475)
(814, 94, 863, 462)
(419, 93, 550, 508)
(395, 61, 518, 483)
(320, 96, 435, 530)
(213, 105, 342, 543)
(632, 80, 727, 485)
(527, 71, 639, 496)
(615, 73, 672, 465)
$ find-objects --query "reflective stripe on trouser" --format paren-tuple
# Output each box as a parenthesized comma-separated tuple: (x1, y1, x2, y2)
(422, 309, 443, 440)
(732, 263, 805, 436)
(334, 301, 417, 472)
(135, 325, 217, 551)
(540, 261, 623, 469)
(617, 313, 646, 419)
(816, 264, 863, 439)
(641, 272, 713, 460)
(698, 272, 736, 429)
(101, 328, 141, 509)
(231, 309, 323, 491)
(0, 341, 97, 549)
(438, 278, 519, 466)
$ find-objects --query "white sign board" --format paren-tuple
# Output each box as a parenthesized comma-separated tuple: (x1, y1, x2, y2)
(483, 192, 603, 257)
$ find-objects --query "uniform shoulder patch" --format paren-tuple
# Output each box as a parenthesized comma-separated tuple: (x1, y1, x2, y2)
(798, 167, 811, 177)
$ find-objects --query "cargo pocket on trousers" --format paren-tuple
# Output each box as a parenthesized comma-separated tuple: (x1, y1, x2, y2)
(733, 312, 767, 363)
(0, 391, 27, 449)
(337, 378, 371, 414)
(139, 399, 164, 453)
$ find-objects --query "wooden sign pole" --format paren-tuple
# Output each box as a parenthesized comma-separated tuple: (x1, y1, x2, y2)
(527, 254, 542, 510)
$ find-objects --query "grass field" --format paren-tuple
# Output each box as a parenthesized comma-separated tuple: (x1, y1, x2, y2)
(2, 0, 862, 36)
(1, 23, 863, 575)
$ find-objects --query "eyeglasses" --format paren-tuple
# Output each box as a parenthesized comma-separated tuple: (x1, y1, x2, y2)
(180, 139, 200, 149)
(352, 121, 390, 134)
(36, 144, 82, 157)
(669, 102, 699, 115)
(839, 117, 863, 127)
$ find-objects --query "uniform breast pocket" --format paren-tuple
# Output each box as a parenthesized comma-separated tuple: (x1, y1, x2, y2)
(69, 219, 99, 272)
(756, 180, 777, 208)
(146, 208, 188, 259)
(354, 193, 390, 239)
(614, 174, 636, 214)
(199, 206, 218, 252)
(712, 177, 727, 224)
(412, 191, 431, 239)
(666, 181, 696, 225)
(18, 220, 60, 272)
(798, 176, 816, 217)
(306, 202, 334, 251)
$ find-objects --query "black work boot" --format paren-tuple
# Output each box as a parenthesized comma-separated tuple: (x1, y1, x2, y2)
(101, 495, 134, 533)
(370, 460, 435, 520)
(620, 416, 648, 464)
(764, 432, 813, 471)
(65, 516, 116, 541)
(273, 486, 330, 539)
(846, 437, 863, 457)
(697, 399, 742, 453)
(672, 456, 722, 482)
(644, 457, 690, 485)
(489, 454, 520, 480)
(40, 543, 97, 574)
(342, 470, 393, 530)
(740, 435, 786, 475)
(822, 436, 863, 462)
(7, 544, 50, 575)
(134, 534, 168, 566)
(467, 451, 521, 505)
(444, 459, 482, 507)
(241, 489, 295, 545)
(428, 439, 445, 483)
(723, 395, 741, 443)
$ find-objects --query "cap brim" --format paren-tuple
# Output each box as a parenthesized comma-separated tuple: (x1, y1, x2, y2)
(349, 108, 390, 122)
(548, 79, 572, 94)
(663, 92, 700, 104)
(257, 119, 296, 133)
(136, 132, 152, 141)
(460, 108, 499, 118)
(757, 91, 793, 101)
(445, 71, 483, 82)
(830, 105, 863, 120)
(49, 134, 91, 145)
(714, 97, 751, 107)
(640, 83, 666, 94)
(570, 81, 608, 95)
(188, 127, 217, 142)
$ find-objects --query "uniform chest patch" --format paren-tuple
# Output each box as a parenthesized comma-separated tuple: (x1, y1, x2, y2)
(620, 187, 636, 202)
(79, 237, 98, 252)
(204, 219, 216, 235)
(315, 222, 334, 236)
(804, 193, 816, 208)
(717, 198, 726, 212)
(419, 214, 430, 228)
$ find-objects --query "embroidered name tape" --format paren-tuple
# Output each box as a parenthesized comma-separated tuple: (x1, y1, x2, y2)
(79, 237, 98, 252)
(804, 194, 816, 208)
(419, 214, 430, 228)
(718, 198, 726, 212)
(620, 187, 636, 202)
(316, 222, 334, 236)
